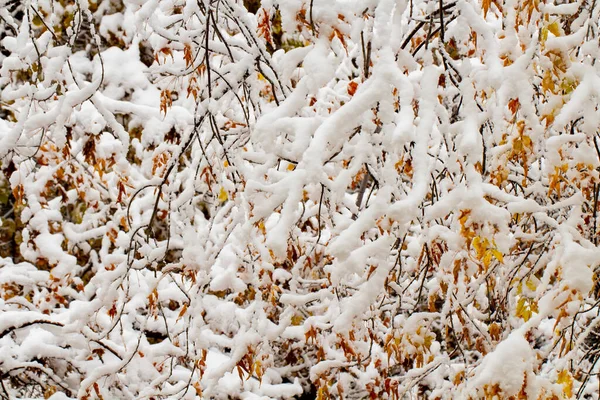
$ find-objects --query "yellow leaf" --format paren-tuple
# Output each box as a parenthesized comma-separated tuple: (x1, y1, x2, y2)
(483, 251, 493, 269)
(548, 21, 561, 37)
(257, 220, 266, 235)
(542, 112, 555, 127)
(218, 187, 228, 202)
(472, 236, 483, 258)
(316, 386, 329, 400)
(395, 159, 403, 172)
(291, 314, 304, 325)
(472, 236, 481, 249)
(491, 249, 504, 264)
(472, 236, 490, 260)
(560, 77, 578, 94)
(516, 298, 532, 322)
(423, 334, 433, 350)
(525, 277, 537, 291)
(540, 26, 548, 42)
(459, 210, 471, 227)
(254, 360, 263, 383)
(530, 299, 539, 313)
(557, 369, 573, 398)
(541, 72, 555, 94)
(513, 137, 523, 153)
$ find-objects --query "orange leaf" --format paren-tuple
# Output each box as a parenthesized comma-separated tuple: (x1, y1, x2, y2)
(177, 303, 188, 320)
(482, 0, 491, 18)
(347, 81, 358, 96)
(508, 98, 519, 114)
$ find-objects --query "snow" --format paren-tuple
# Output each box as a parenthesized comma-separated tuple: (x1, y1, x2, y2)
(465, 332, 536, 397)
(1, 0, 600, 398)
(96, 45, 150, 99)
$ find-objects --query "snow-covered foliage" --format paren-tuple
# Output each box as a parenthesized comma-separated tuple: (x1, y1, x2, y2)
(1, 0, 600, 398)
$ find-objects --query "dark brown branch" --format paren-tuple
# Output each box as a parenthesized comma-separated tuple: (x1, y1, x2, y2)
(0, 320, 64, 340)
